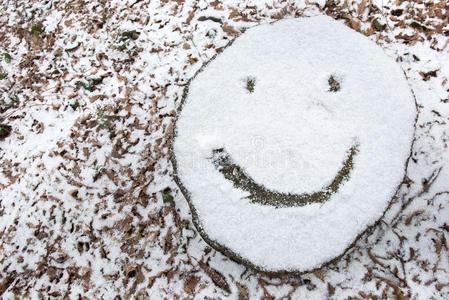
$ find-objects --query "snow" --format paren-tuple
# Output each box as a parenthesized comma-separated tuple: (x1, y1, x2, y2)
(174, 15, 416, 272)
(1, 0, 449, 298)
(372, 0, 388, 9)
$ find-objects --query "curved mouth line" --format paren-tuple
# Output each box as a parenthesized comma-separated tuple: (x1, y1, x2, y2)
(211, 145, 359, 207)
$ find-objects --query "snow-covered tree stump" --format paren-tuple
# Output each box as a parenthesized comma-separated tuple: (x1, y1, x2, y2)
(171, 15, 417, 274)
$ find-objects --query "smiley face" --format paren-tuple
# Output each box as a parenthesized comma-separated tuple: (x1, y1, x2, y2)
(210, 145, 358, 207)
(171, 16, 416, 273)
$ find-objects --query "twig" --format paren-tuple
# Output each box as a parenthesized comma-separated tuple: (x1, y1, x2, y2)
(392, 167, 442, 226)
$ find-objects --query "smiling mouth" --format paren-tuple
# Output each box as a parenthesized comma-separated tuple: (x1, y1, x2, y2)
(211, 145, 359, 207)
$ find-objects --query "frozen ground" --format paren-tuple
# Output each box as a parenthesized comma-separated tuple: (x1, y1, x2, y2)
(0, 0, 448, 299)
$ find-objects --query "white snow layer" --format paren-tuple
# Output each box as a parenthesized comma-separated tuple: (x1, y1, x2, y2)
(174, 15, 416, 272)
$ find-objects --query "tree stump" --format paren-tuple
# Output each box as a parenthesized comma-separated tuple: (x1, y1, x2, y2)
(171, 15, 417, 274)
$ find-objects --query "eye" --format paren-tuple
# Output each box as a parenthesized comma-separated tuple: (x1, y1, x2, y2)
(328, 75, 341, 92)
(244, 76, 256, 93)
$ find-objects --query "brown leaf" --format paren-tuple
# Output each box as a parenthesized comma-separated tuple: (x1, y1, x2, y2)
(410, 21, 430, 32)
(198, 261, 231, 293)
(348, 18, 361, 31)
(261, 286, 274, 300)
(187, 55, 198, 65)
(313, 269, 326, 282)
(327, 283, 336, 296)
(210, 0, 223, 10)
(419, 70, 438, 81)
(124, 264, 144, 285)
(408, 247, 416, 261)
(375, 276, 405, 300)
(183, 275, 200, 294)
(81, 267, 92, 289)
(89, 94, 107, 102)
(186, 10, 195, 24)
(163, 227, 173, 254)
(368, 249, 389, 269)
(47, 267, 58, 282)
(363, 27, 375, 37)
(395, 33, 420, 43)
(404, 209, 424, 225)
(0, 273, 16, 295)
(237, 282, 250, 300)
(357, 0, 367, 15)
(222, 23, 239, 36)
(198, 16, 222, 23)
(229, 8, 240, 20)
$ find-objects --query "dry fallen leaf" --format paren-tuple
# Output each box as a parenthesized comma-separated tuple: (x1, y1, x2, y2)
(186, 10, 195, 24)
(198, 261, 231, 294)
(237, 282, 250, 300)
(183, 275, 200, 295)
(357, 0, 368, 15)
(229, 8, 240, 20)
(222, 23, 240, 36)
(348, 18, 361, 32)
(419, 70, 439, 81)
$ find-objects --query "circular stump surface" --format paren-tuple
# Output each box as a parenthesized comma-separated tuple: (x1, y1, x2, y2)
(172, 15, 416, 273)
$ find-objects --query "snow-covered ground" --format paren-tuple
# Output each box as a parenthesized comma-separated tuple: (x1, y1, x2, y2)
(0, 0, 448, 298)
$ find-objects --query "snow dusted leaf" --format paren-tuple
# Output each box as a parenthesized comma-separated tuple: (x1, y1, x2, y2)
(357, 0, 368, 15)
(198, 261, 231, 294)
(30, 23, 44, 37)
(186, 10, 195, 24)
(0, 273, 16, 295)
(372, 18, 386, 31)
(348, 17, 361, 31)
(327, 283, 335, 296)
(419, 70, 439, 81)
(210, 0, 223, 10)
(228, 8, 240, 20)
(183, 275, 200, 295)
(222, 23, 239, 36)
(236, 282, 250, 300)
(395, 32, 421, 43)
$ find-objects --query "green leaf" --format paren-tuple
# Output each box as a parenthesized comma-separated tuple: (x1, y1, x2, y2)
(372, 18, 386, 31)
(0, 73, 6, 80)
(162, 187, 174, 203)
(8, 94, 19, 105)
(245, 76, 256, 93)
(76, 77, 105, 92)
(69, 100, 79, 110)
(30, 24, 44, 37)
(3, 53, 12, 63)
(75, 80, 93, 92)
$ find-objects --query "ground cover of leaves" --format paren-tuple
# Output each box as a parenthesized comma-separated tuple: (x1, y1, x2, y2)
(0, 0, 449, 299)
